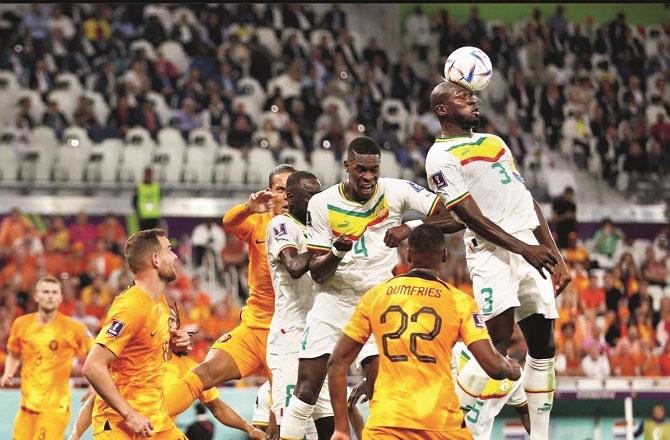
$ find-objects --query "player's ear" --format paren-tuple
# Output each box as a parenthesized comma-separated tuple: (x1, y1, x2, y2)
(152, 252, 160, 268)
(434, 104, 447, 118)
(343, 159, 349, 173)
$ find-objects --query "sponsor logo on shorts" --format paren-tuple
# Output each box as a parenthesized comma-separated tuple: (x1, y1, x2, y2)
(472, 313, 485, 328)
(106, 319, 125, 337)
(430, 171, 448, 189)
(217, 333, 232, 344)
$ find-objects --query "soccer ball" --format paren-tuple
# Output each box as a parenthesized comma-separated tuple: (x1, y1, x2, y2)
(444, 46, 493, 92)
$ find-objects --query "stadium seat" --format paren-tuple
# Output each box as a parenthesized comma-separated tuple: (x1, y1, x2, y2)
(146, 91, 172, 126)
(157, 127, 186, 153)
(0, 70, 21, 127)
(172, 7, 198, 27)
(309, 29, 335, 49)
(144, 4, 173, 34)
(183, 144, 215, 184)
(0, 144, 18, 182)
(237, 77, 267, 110)
(278, 148, 310, 171)
(246, 147, 276, 186)
(310, 148, 342, 187)
(212, 146, 245, 186)
(19, 126, 59, 182)
(82, 91, 110, 126)
(380, 149, 401, 179)
(129, 39, 157, 60)
(281, 28, 309, 51)
(54, 72, 84, 97)
(232, 96, 262, 126)
(47, 90, 76, 122)
(84, 139, 122, 183)
(153, 130, 185, 184)
(381, 98, 409, 141)
(255, 27, 281, 58)
(188, 128, 218, 150)
(53, 128, 92, 183)
(119, 127, 155, 183)
(322, 96, 353, 129)
(158, 41, 190, 75)
(17, 88, 46, 123)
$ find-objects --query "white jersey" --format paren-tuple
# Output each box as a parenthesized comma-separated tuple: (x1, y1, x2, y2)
(425, 132, 539, 244)
(267, 213, 315, 338)
(306, 177, 440, 327)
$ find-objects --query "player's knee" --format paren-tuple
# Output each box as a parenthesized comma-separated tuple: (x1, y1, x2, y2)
(527, 338, 556, 359)
(294, 381, 320, 404)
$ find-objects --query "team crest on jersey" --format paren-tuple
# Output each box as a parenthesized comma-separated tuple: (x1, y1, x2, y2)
(407, 181, 426, 193)
(49, 340, 58, 351)
(472, 313, 485, 328)
(430, 171, 448, 189)
(217, 333, 232, 344)
(107, 319, 125, 337)
(273, 223, 287, 238)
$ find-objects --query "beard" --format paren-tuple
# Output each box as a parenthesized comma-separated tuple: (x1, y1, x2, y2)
(158, 264, 177, 283)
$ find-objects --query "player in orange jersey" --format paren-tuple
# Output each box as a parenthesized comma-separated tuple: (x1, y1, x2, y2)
(328, 225, 521, 440)
(68, 305, 265, 440)
(83, 229, 191, 439)
(164, 165, 294, 432)
(1, 276, 92, 440)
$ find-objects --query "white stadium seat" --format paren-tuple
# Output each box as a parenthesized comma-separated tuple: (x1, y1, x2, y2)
(310, 148, 342, 187)
(380, 149, 401, 179)
(146, 91, 172, 126)
(0, 144, 18, 182)
(237, 77, 267, 109)
(152, 132, 185, 184)
(278, 148, 310, 172)
(322, 96, 352, 128)
(129, 39, 157, 60)
(246, 147, 276, 186)
(255, 27, 281, 58)
(47, 90, 76, 122)
(158, 41, 190, 75)
(212, 146, 245, 186)
(144, 4, 173, 34)
(53, 135, 91, 184)
(17, 88, 46, 123)
(82, 91, 110, 126)
(310, 29, 335, 49)
(119, 127, 155, 183)
(54, 72, 84, 97)
(84, 139, 122, 183)
(183, 144, 215, 184)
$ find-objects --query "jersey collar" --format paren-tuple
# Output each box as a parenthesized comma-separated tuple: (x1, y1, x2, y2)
(435, 131, 474, 142)
(338, 181, 380, 206)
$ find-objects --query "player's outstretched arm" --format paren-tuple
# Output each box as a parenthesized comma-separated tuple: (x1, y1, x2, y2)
(328, 334, 364, 440)
(205, 398, 266, 439)
(532, 200, 571, 296)
(67, 391, 95, 440)
(0, 352, 20, 387)
(83, 344, 154, 436)
(452, 197, 558, 278)
(309, 236, 353, 284)
(279, 247, 312, 279)
(467, 339, 521, 381)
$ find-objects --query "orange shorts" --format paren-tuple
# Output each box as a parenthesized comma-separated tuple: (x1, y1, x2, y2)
(363, 426, 473, 440)
(211, 322, 270, 378)
(93, 423, 187, 440)
(14, 407, 69, 440)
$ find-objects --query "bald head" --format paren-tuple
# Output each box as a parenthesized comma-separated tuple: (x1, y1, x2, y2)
(429, 81, 479, 130)
(430, 81, 466, 113)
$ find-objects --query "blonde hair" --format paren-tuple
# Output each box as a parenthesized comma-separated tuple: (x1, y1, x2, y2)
(35, 276, 62, 291)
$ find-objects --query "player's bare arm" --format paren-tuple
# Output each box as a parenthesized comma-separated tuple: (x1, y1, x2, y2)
(384, 203, 465, 248)
(467, 338, 522, 381)
(0, 352, 20, 387)
(67, 392, 95, 440)
(205, 398, 266, 439)
(279, 246, 312, 279)
(532, 200, 571, 295)
(308, 236, 354, 284)
(451, 196, 558, 278)
(83, 344, 154, 437)
(328, 334, 364, 440)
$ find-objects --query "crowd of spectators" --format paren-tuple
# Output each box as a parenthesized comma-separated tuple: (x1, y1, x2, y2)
(0, 4, 667, 194)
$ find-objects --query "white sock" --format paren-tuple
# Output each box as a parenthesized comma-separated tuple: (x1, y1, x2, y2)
(456, 357, 491, 413)
(280, 396, 314, 440)
(305, 418, 318, 440)
(523, 354, 555, 440)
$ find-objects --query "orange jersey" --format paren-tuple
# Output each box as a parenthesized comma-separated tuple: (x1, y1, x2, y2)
(343, 270, 491, 432)
(7, 312, 91, 412)
(164, 355, 219, 421)
(223, 204, 275, 329)
(91, 285, 174, 434)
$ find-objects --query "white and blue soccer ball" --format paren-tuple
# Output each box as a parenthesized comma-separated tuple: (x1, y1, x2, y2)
(444, 46, 493, 92)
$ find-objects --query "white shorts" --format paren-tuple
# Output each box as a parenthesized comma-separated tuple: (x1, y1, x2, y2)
(299, 315, 378, 367)
(252, 378, 318, 439)
(464, 380, 527, 440)
(267, 329, 333, 422)
(465, 229, 559, 323)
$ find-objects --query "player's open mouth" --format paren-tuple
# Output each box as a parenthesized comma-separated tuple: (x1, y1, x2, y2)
(360, 183, 374, 193)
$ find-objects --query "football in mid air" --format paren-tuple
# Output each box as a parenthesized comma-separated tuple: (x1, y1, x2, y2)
(444, 46, 493, 92)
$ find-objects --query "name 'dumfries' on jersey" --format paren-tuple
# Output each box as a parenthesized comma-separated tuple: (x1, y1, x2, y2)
(386, 284, 442, 298)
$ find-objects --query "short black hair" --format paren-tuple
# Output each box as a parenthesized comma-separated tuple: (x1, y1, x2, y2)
(408, 224, 446, 254)
(286, 171, 318, 192)
(268, 164, 295, 188)
(347, 136, 380, 157)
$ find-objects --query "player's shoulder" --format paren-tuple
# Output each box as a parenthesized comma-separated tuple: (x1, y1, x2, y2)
(58, 312, 86, 330)
(307, 183, 339, 210)
(110, 285, 150, 310)
(10, 313, 35, 329)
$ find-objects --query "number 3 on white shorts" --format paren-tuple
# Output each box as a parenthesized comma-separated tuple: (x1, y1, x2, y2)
(480, 288, 493, 316)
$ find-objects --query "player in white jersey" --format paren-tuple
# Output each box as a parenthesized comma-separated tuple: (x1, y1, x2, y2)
(422, 81, 570, 440)
(279, 137, 444, 440)
(452, 342, 530, 439)
(266, 171, 335, 437)
(253, 380, 319, 439)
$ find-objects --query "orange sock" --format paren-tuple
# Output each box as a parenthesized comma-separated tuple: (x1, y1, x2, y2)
(165, 371, 204, 416)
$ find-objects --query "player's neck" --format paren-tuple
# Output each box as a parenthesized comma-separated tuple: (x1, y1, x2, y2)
(133, 275, 165, 302)
(37, 309, 57, 324)
(440, 123, 473, 139)
(408, 267, 441, 279)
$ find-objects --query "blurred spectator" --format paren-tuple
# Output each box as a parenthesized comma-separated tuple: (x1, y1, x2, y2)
(604, 270, 625, 313)
(86, 238, 123, 279)
(133, 167, 162, 231)
(73, 96, 98, 130)
(405, 7, 431, 62)
(661, 342, 670, 376)
(640, 246, 668, 286)
(42, 100, 68, 141)
(580, 343, 610, 379)
(321, 4, 347, 37)
(562, 106, 592, 168)
(0, 207, 33, 250)
(227, 102, 254, 149)
(578, 273, 606, 315)
(539, 80, 565, 150)
(563, 232, 590, 267)
(556, 321, 583, 376)
(191, 220, 226, 275)
(44, 216, 70, 252)
(590, 218, 624, 269)
(173, 98, 203, 138)
(68, 212, 96, 253)
(633, 403, 670, 438)
(610, 338, 642, 376)
(29, 58, 53, 98)
(552, 186, 577, 248)
(501, 120, 528, 168)
(131, 96, 161, 139)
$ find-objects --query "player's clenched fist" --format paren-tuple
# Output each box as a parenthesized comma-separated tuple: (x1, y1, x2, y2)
(506, 357, 522, 381)
(333, 236, 354, 252)
(0, 373, 13, 387)
(384, 224, 411, 248)
(124, 410, 154, 437)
